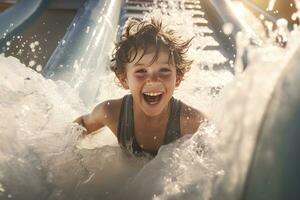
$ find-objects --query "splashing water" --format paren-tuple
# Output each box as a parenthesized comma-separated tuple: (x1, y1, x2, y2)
(1, 0, 300, 199)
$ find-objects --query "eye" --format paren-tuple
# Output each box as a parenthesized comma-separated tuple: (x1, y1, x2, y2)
(134, 69, 147, 77)
(135, 69, 147, 74)
(160, 68, 171, 75)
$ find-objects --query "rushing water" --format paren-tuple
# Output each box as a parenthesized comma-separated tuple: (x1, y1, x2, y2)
(1, 1, 300, 200)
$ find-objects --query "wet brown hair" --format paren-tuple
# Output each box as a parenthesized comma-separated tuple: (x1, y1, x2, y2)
(110, 18, 193, 77)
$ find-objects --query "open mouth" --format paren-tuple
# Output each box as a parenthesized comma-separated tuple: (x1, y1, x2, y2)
(142, 92, 163, 105)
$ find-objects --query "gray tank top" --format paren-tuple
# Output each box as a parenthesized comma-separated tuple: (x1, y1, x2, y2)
(117, 95, 182, 156)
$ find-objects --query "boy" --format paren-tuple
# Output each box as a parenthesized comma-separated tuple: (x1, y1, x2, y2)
(74, 18, 206, 156)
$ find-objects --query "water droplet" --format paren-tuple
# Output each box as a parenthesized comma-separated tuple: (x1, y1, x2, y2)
(259, 14, 265, 20)
(30, 43, 35, 49)
(29, 60, 36, 67)
(0, 183, 5, 192)
(222, 23, 234, 35)
(36, 65, 42, 72)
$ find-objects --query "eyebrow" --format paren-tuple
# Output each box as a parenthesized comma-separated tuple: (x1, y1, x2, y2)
(138, 53, 170, 64)
(134, 59, 170, 67)
(134, 63, 145, 67)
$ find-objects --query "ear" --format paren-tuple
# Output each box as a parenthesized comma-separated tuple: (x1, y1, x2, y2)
(175, 75, 183, 87)
(117, 73, 129, 89)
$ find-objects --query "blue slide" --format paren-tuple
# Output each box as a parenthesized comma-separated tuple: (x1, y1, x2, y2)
(0, 0, 50, 49)
(42, 0, 123, 107)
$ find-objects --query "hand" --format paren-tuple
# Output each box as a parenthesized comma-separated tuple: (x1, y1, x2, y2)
(69, 122, 88, 139)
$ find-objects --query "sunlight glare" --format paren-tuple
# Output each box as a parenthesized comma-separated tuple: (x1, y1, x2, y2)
(231, 2, 246, 19)
(267, 0, 277, 11)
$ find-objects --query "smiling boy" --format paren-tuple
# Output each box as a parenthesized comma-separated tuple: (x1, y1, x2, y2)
(74, 18, 206, 156)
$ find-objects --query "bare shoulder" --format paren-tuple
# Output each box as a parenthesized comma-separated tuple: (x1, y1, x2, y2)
(180, 102, 206, 136)
(92, 98, 123, 134)
(93, 98, 122, 117)
(78, 98, 123, 135)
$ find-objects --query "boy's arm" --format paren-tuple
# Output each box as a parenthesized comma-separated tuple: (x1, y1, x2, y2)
(74, 101, 111, 134)
(181, 103, 207, 136)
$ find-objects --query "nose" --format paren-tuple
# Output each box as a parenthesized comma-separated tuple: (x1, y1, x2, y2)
(144, 79, 164, 91)
(147, 70, 159, 82)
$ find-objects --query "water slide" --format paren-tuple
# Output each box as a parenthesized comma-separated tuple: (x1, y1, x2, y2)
(42, 0, 123, 107)
(0, 0, 299, 199)
(240, 47, 300, 199)
(0, 0, 50, 49)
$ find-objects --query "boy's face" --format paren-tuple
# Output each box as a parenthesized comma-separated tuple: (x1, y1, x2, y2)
(118, 46, 182, 117)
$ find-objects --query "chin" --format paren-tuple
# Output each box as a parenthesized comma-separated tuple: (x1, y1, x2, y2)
(142, 109, 163, 117)
(140, 100, 169, 117)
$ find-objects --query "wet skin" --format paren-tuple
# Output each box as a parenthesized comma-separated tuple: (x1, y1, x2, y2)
(119, 47, 182, 119)
(116, 47, 182, 151)
(74, 47, 205, 153)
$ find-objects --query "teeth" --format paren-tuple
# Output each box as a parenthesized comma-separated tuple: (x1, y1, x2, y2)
(144, 92, 162, 96)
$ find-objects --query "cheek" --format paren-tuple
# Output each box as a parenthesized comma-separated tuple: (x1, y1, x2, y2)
(159, 71, 176, 80)
(162, 74, 177, 85)
(127, 76, 144, 91)
(128, 74, 143, 83)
